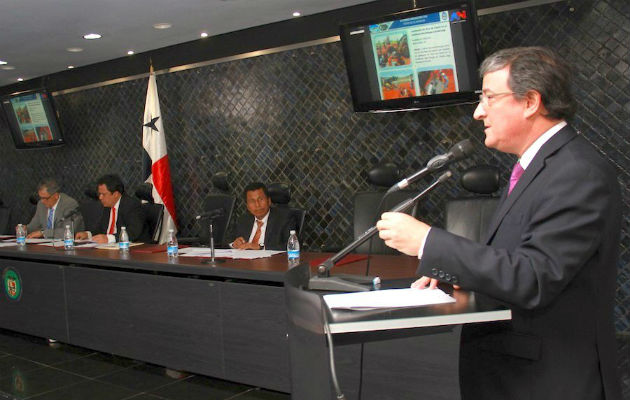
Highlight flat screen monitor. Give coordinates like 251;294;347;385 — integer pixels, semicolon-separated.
340;0;482;112
1;90;65;149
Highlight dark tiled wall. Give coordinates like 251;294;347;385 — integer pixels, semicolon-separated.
0;0;627;341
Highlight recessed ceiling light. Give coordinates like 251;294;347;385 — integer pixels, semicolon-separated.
1;65;15;70
67;47;84;52
83;33;102;40
68;65;75;69
292;11;301;17
0;60;7;65
17;78;23;82
127;50;135;55
200;32;209;38
153;22;172;30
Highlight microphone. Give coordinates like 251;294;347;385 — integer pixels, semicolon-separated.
390;139;474;192
195;208;224;220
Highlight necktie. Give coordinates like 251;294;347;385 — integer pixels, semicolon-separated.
108;207;116;235
508;162;525;195
46;208;54;229
251;220;264;247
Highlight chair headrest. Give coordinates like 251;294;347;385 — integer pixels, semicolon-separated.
29;193;39;205
268;182;290;205
461;165;500;194
368;163;400;187
135;183;154;203
211;172;229;193
84;182;99;200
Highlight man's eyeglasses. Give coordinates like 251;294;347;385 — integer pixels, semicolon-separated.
39;194;55;201
478;92;514;107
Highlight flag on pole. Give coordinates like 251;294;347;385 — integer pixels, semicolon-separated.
142;65;177;243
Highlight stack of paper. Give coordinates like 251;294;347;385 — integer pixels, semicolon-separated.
324;288;455;310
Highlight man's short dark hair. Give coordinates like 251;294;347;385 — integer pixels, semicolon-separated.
479;46;576;120
96;174;125;194
243;182;269;199
37;178;60;194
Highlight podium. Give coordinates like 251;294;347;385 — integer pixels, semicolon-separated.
284;262;511;400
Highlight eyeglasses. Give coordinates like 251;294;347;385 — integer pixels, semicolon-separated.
39;195;53;201
478;91;514;107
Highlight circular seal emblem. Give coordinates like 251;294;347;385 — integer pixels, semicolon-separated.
3;268;22;301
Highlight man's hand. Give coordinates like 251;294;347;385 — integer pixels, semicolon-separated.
411;276;461;290
376;212;431;256
75;231;89;240
232;237;260;250
92;234;109;244
27;230;43;239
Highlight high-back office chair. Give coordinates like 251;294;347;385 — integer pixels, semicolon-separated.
79;182;104;234
445;165;501;242
353;163;419;254
197;172;236;247
268;182;306;238
0;198;11;235
135;183;164;243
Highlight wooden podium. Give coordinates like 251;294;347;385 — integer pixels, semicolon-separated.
284;262;511;400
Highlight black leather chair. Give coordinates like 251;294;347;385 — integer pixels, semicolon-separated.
353;163;419;254
196;172;236;247
135;183;164;243
79;182;104;234
268;182;306;238
0;198;11;235
445;165;500;242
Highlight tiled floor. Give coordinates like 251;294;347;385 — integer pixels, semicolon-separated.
0;329;289;400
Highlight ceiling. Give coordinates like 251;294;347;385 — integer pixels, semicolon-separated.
0;0;377;87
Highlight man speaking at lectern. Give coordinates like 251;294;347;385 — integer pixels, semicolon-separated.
377;47;621;400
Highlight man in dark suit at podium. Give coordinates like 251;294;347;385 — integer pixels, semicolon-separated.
231;182;297;251
76;174;149;244
377;47;621;400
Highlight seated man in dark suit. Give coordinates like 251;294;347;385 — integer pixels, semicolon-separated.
231;182;297;251
76;174;149;244
25;177;84;238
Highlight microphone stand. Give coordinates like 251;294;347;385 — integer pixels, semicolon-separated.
201;216;225;266
309;171;452;292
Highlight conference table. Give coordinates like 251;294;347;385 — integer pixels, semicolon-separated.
0;243;510;399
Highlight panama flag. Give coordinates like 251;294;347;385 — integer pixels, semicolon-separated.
142;66;177;243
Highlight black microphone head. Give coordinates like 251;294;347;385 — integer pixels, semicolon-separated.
450;139;475;161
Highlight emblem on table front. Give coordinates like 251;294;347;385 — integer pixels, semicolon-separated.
3;268;22;301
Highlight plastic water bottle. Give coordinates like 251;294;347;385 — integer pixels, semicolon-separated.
119;226;130;253
64;225;74;250
16;224;26;246
287;230;300;268
166;229;178;258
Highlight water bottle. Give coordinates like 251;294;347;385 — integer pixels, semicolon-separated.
64;225;74;250
166;229;178;258
16;224;26;246
119;226;130;253
287;230;300;268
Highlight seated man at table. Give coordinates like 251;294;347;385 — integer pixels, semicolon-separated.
76;174;149;244
231;182;297;251
26;178;85;238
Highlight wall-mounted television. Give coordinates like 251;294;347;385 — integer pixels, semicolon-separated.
340;0;482;112
1;90;65;149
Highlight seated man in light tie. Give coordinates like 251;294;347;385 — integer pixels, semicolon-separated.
231;182;297;251
76;174;149;244
25;178;84;238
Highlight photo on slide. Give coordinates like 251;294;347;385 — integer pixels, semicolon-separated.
379;69;416;100
373;33;411;68
417;68;456;95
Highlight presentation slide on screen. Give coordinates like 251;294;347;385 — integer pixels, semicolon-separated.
370;10;459;100
10;94;53;143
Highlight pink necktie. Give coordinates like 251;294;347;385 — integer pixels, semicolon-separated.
508;162;524;195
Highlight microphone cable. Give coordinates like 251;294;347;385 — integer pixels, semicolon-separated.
322;302;346;400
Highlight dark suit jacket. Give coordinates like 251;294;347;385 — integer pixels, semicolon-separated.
96;194;149;243
234;207;298;251
419;126;621;400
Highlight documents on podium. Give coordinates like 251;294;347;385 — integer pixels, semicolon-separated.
323;287;455;310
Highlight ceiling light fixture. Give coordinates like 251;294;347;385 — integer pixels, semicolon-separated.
200;32;209;38
68;65;75;69
292;11;301;17
67;47;83;52
17;78;23;82
127;50;135;55
1;65;15;70
83;33;102;40
0;60;7;65
153;22;172;29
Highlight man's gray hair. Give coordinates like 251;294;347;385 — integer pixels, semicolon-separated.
37;178;61;194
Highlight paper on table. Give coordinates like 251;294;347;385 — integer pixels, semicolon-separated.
178;247;283;259
230;249;284;259
323;287;455;310
0;242;18;247
95;242;144;250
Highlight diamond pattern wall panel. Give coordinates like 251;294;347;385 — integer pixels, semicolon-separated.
0;0;627;342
